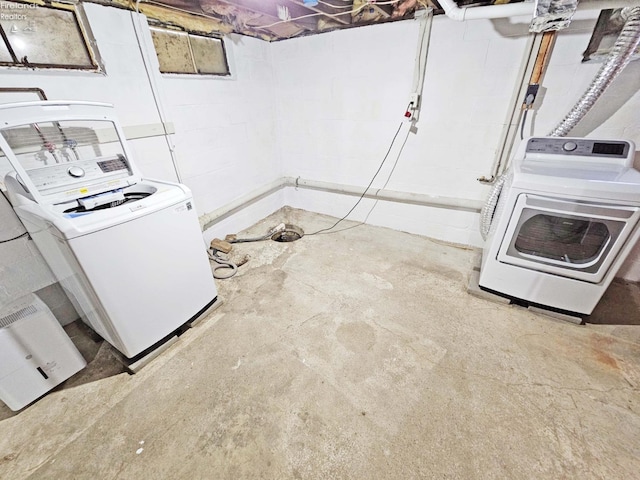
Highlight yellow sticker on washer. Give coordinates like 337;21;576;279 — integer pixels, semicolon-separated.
80;188;88;194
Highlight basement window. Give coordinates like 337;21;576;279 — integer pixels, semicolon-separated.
150;27;230;76
0;1;98;70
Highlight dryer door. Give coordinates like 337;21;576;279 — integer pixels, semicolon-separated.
497;194;640;283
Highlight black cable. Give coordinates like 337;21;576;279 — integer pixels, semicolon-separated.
320;121;413;236
306;121;405;236
0;231;28;244
0;189;29;243
519;91;536;140
519;108;529;140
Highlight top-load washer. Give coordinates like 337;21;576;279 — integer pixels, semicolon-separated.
0;101;217;358
479;137;640;316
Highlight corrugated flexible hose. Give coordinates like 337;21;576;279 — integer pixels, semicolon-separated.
549;6;640;137
480;174;508;241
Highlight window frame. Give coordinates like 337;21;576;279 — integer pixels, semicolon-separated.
0;1;100;71
149;25;231;77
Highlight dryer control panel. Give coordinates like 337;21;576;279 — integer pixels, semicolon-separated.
526;138;633;166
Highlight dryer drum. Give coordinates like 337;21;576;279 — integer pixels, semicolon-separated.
514;214;609;264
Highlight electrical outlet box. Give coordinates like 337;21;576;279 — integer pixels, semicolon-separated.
409;93;420;109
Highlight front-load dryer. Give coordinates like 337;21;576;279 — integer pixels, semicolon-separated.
479;137;640;316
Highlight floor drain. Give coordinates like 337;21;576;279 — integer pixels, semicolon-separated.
271;224;304;242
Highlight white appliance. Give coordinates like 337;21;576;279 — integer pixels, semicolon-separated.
479;137;640;316
0;101;218;358
0;294;86;411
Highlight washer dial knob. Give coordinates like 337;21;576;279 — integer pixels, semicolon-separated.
563;141;578;152
67;166;85;178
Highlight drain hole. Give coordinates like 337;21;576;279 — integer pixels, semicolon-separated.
272;224;304;242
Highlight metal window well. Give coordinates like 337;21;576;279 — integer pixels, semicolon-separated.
271;224;303;242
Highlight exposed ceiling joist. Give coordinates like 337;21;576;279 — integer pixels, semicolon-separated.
102;0;547;41
287;0;353;26
126;0;426;40
210;0;319;31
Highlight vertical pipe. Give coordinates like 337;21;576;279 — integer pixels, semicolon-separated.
479;33;539;183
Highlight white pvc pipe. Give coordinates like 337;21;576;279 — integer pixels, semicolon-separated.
438;0;640;22
438;0;532;21
198;176;484;231
293;177;483;212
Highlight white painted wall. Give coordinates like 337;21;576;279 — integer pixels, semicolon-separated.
271;16;533;246
157;33;283;240
0;3;281;317
272;12;640;277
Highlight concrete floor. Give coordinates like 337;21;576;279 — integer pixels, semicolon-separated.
1;207;639;479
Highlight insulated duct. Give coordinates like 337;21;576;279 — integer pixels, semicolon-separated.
530;0;578;33
549;6;640;136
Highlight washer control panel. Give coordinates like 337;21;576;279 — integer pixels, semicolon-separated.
26;155;130;195
67;166;85;178
526;138;630;158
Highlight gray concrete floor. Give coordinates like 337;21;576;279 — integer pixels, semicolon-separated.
1;207;639;479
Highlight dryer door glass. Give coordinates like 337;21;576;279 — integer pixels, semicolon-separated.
514;212;614;269
504;196;632;276
498;194;640;283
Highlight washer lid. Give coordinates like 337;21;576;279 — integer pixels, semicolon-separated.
0;102;142;205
